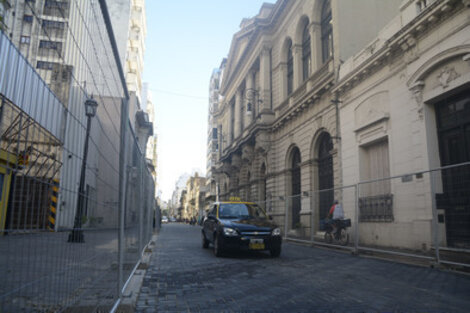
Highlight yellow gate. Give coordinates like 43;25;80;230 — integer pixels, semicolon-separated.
0;149;16;234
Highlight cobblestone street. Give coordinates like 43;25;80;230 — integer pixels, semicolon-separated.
135;223;470;313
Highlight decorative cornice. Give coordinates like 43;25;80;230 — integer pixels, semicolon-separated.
272;65;334;132
334;0;462;96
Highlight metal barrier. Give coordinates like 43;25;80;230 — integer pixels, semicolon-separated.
0;0;155;311
258;163;470;267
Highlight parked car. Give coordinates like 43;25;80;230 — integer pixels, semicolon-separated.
169;216;177;223
201;198;282;257
162;216;169;223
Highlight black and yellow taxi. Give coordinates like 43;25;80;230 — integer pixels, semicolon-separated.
201;198;282;257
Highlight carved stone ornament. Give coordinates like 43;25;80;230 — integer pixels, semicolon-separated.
241;145;254;163
437;66;460;89
463;53;470;64
410;80;425;119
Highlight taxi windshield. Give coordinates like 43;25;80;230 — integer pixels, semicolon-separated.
218;203;267;220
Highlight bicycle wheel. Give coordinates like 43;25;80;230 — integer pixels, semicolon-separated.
324;231;333;244
338;228;349;246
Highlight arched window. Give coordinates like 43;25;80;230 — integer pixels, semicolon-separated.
302;23;311;81
287;40;294;95
321;0;333;63
290;147;301;228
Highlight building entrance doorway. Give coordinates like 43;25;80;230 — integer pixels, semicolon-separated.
436;92;470;248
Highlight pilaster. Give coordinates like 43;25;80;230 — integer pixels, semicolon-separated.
245;71;255;126
309;22;322;74
234;90;243;138
293;44;303;90
259;45;272;113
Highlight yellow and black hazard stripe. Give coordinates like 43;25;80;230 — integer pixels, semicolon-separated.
48;179;59;231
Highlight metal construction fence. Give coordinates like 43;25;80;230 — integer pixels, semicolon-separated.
0;1;155;312
256;162;470;268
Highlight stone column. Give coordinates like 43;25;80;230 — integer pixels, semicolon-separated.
234;89;243;138
226;102;233;146
293;44;303;89
309;23;322;73
245;71;255;125
259;44;272;114
279;62;288;102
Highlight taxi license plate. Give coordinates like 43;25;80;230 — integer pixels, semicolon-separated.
249;238;265;250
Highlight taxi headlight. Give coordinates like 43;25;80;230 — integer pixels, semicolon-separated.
223;227;238;236
272;228;281;236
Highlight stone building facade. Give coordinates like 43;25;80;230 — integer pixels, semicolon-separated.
212;0;404;236
335;0;470;249
182;173;207;222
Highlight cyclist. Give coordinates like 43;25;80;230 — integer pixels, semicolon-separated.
327;200;344;234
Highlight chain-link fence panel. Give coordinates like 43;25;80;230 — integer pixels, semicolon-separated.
432;162;470;267
0;1;155;311
357;171;435;261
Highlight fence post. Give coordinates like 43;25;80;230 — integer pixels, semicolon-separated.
118;98;129;297
139;153;144;254
284;197;288;240
310;192;315;243
354;184;359;254
97;0;130;299
430;170;440;265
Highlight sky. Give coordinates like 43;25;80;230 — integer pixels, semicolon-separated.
143;1;276;202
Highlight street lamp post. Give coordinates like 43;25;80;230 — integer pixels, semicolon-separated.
68;97;98;243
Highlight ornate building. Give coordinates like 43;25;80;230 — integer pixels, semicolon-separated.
335;0;470;249
211;0;470;249
211;0;413;237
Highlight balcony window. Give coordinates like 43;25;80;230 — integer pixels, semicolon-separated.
36;61;57;70
43;0;69;18
359;139;393;222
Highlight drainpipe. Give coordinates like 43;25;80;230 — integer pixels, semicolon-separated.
332;61;343;195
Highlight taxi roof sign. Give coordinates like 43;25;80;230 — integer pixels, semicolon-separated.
229;196;241;202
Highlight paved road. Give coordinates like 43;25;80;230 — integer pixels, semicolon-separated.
135;223;470;313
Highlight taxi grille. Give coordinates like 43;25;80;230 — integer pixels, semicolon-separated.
240;231;271;236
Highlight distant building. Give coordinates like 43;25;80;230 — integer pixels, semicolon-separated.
182;173;207;221
206;59;226;203
142;83;158;196
109;0;151;156
169;173;190;217
108;0;146;100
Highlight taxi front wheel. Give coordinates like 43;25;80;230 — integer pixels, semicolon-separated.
214;234;224;257
202;231;209;249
